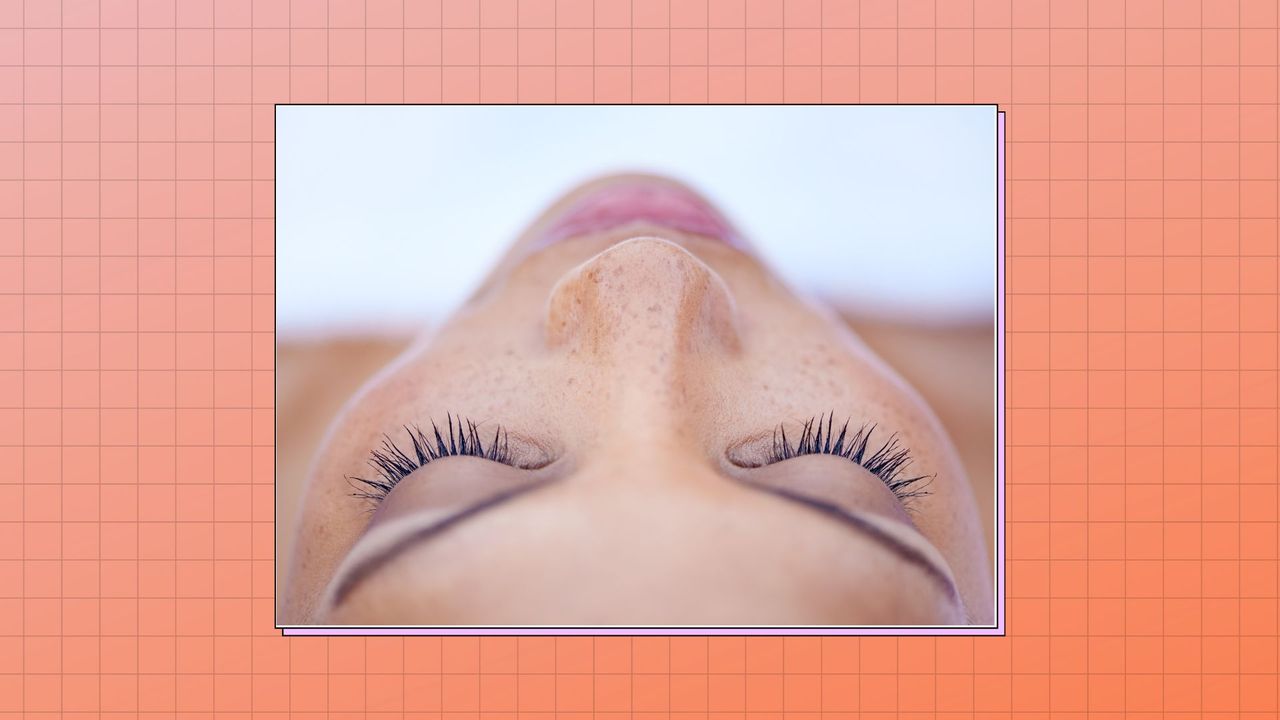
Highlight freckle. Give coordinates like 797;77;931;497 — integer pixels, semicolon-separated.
566;377;575;385
647;304;661;313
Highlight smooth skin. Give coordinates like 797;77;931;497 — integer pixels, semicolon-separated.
283;173;994;626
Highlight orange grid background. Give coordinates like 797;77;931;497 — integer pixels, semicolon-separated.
2;0;1279;716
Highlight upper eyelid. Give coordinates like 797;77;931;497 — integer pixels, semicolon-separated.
754;412;934;505
348;416;518;506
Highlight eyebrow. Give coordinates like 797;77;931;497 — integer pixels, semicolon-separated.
748;483;961;600
329;483;544;608
329;476;960;610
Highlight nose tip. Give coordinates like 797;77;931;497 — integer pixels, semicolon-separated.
545;236;742;359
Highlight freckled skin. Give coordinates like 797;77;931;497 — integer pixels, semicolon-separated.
283;173;994;626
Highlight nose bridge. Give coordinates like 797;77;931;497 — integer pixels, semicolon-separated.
545;237;741;374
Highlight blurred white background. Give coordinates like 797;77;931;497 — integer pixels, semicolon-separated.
277;105;997;338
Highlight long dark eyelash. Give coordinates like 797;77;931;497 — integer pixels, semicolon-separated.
348;415;512;506
767;412;934;505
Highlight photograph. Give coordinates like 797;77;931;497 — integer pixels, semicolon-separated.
275;105;1000;628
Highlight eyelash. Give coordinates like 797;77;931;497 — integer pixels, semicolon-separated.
767;412;934;504
350;413;932;507
348;415;513;505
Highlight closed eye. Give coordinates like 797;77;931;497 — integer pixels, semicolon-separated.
348;415;525;507
745;412;934;506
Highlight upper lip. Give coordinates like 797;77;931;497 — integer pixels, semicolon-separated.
533;178;744;249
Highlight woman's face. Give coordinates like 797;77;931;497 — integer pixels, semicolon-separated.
285;174;993;626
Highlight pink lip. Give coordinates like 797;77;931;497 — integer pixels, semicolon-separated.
535;181;745;249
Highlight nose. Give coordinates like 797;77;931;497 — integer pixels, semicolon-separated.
545;235;742;379
544;237;744;494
